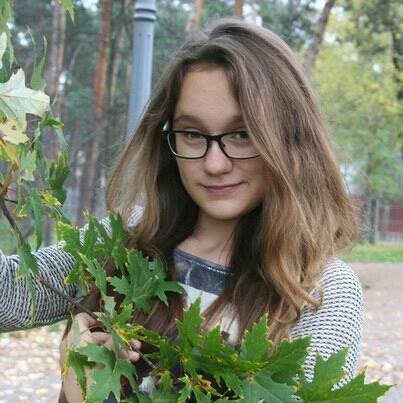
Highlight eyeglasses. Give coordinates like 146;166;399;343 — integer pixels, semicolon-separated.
162;130;260;160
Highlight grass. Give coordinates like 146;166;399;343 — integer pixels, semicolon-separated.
342;242;403;262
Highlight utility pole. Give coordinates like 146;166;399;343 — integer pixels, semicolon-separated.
126;0;157;137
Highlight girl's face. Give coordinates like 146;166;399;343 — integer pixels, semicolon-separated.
173;66;267;225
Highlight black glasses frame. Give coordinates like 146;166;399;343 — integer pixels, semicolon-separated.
162;130;260;160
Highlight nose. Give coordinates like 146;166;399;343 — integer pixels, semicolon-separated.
203;140;233;174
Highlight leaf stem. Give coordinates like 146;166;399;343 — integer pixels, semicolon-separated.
0;196;24;246
38;277;99;321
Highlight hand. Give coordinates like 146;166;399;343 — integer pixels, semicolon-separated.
60;312;141;403
60;312;142;368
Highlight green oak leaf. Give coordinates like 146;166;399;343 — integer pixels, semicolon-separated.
79;254;107;295
19;150;36;181
16;242;38;277
16;242;38;321
48;151;69;204
241;368;297;403
66;349;92;393
27;186;44;249
177;375;194;403
297;348;348;399
316;372;392;403
266;336;311;383
108;249;155;312
177;298;203;349
109;248;183;313
76;343;136;403
193;387;213;402
240;313;271;362
297;360;391;402
27;28;46;91
152;373;179;402
108;213;128;268
81;214;98;256
158;337;180;371
203;326;224;357
57;221;81;253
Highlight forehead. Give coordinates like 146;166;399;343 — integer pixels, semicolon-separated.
174;65;242;130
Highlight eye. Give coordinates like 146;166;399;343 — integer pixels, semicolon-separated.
183;131;203;140
230;131;249;141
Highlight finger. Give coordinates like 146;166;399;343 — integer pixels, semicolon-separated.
127;350;141;362
119;348;140;363
130;340;142;350
75;312;102;333
91;332;112;345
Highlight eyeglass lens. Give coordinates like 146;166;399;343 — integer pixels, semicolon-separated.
169;131;258;159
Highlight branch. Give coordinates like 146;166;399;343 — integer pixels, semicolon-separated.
1;196;153;370
3;197;17;204
0;196;24;245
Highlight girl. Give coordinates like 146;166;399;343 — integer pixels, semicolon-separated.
0;19;362;401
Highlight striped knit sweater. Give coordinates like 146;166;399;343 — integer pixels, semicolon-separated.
0;212;363;384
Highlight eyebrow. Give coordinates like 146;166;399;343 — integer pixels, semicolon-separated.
173;113;244;127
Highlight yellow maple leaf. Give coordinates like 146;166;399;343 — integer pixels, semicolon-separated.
0;118;29;144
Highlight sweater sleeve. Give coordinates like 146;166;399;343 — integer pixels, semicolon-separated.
290;259;363;384
0;206;144;332
0;244;77;331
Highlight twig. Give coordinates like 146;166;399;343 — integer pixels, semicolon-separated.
39;277;99;321
0;196;98;321
3;197;17;204
0;197;24;245
1;196;156;372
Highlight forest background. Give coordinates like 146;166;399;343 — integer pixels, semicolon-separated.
0;1;402;401
0;0;402;250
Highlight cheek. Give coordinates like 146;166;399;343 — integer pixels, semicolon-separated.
244;159;266;180
245;160;267;197
176;160;196;189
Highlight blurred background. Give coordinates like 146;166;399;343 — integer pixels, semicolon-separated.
0;0;402;401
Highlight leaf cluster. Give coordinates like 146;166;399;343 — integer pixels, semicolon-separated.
0;19;70;315
64;214;391;403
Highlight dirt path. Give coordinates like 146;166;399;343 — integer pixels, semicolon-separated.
0;262;401;402
352;262;403;402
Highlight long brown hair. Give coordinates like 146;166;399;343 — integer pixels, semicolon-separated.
102;19;357;345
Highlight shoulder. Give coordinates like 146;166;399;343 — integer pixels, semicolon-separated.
318;258;362;308
127;205;144;228
291;258;363;381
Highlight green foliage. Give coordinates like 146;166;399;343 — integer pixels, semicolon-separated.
65;262;390;401
255;0;316;51
0;2;393;402
342;242;403;262
0;7;71;325
298;350;390;402
56;217;390;401
72;344;137;402
314;14;403;202
58;0;74;22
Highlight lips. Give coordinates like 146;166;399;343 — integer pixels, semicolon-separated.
203;182;242;195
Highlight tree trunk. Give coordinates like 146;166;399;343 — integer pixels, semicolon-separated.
186;0;204;35
234;0;244;19
368;198;379;244
77;0;111;225
305;0;336;75
109;0;130;108
43;2;66;244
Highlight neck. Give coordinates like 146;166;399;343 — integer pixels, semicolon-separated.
177;213;238;267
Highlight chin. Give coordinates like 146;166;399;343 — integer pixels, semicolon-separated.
202;205;250;222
